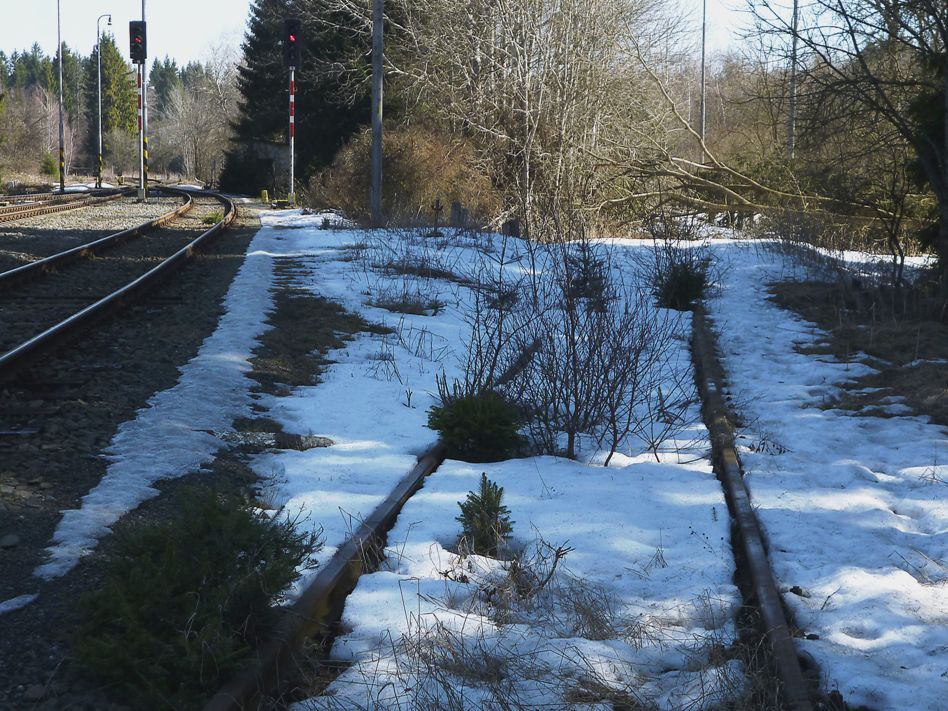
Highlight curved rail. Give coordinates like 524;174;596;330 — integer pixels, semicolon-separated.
0;192;237;381
0;190;126;224
0;190;194;291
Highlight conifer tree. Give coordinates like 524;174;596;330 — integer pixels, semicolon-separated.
220;0;370;194
149;56;181;118
83;35;136;162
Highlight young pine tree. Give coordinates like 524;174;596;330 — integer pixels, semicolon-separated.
457;473;514;557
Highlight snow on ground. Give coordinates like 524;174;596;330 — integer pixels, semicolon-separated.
241;213;739;708
0;594;37;616
33;227;280;580
707;240;948;711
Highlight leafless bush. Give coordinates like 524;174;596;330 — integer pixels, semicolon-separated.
517;227;686;462
305;125;501;226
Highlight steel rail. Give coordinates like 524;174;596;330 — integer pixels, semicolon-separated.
205;346;540;711
0;192;236;381
0;193;87;209
691;306;814;711
0;190;126;224
0;190;194;291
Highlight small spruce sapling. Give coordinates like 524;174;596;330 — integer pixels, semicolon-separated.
457;473;514;556
427;381;525;463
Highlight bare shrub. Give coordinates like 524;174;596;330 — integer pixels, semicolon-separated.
304;126;501;226
517;224;685;462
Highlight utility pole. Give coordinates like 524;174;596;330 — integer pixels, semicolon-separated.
96;14;111;189
370;0;384;227
56;0;65;193
699;0;707;147
787;0;799;160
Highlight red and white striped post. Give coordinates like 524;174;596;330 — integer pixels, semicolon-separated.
288;68;296;204
137;67;145;200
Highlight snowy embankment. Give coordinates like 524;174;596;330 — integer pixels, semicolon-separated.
32;231;279;581
707;241;948;711
11;208;738;705
241;215;739;708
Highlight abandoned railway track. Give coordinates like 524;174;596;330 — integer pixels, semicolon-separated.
0;190;235;380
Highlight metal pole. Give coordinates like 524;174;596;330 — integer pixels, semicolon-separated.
57;0;65;192
788;0;799;160
96;15;110;189
289;67;295;203
141;0;148;200
137;66;144;200
370;0;384;226
699;0;707;146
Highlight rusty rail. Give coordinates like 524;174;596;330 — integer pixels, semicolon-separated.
206;341;539;711
0;191;236;381
691;306;813;711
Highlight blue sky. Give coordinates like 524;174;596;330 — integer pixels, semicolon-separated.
0;0;252;64
702;0;753;52
0;0;748;65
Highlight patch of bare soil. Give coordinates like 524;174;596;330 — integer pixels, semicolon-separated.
769;280;948;426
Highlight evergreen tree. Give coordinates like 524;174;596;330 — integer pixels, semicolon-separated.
55;44;85;123
12;44;54;92
0;51;9;90
83;35;136;160
220;0;370;194
149;56;181;117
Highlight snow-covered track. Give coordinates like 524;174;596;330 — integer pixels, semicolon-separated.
0;189;193;291
0;191;236;381
204;344;539;711
0;189;127;224
691;306;814;711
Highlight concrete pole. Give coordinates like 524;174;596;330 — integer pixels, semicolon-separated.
699;0;707;146
96;15;110;189
57;0;65;192
788;0;799;160
289;67;296;203
370;0;384;226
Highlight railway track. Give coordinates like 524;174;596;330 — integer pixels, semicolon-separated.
204;309;817;711
0;190;193;291
0;190;127;224
0;190;236;380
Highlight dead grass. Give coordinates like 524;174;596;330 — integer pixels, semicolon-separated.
250;266;391;395
770;279;948;425
369;292;446;316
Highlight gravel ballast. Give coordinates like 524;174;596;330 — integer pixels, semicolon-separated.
0;201;263;709
0;196;187;274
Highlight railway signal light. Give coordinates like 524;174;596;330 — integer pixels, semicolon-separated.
129;21;147;64
284;19;301;68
